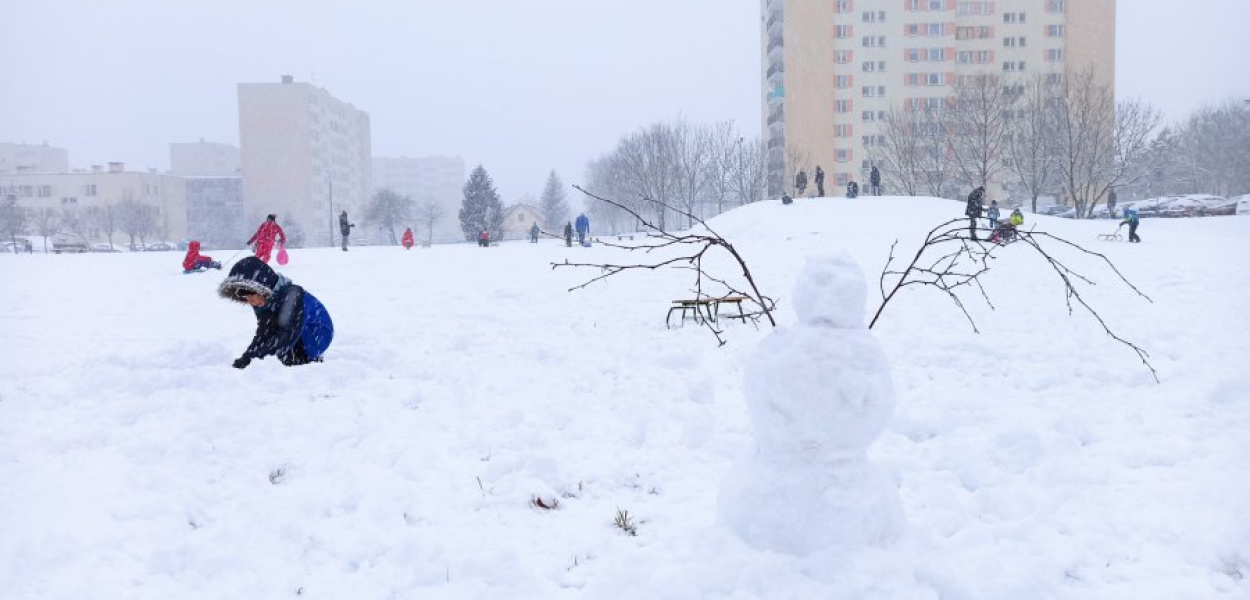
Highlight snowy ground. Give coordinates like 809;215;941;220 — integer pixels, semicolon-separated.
2;197;1247;599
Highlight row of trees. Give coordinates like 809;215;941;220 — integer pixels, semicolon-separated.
0;197;164;252
868;68;1162;217
582;119;767;234
1135;99;1250;199
363;189;448;245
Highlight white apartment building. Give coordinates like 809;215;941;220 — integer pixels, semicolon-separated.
238;76;372;246
762;0;1115;197
372;155;465;243
170;140;240;176
0;142;69;174
2;162;189;245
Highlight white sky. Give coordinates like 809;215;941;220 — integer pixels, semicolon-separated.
1;0;1246;202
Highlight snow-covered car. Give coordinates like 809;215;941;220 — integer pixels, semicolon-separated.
92;242;121;253
52;235;89;254
1234;195;1250;215
144;241;176;251
2;240;33;253
1036;205;1070;217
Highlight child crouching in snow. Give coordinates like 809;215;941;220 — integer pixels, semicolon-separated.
218;257;334;368
182;241;221;272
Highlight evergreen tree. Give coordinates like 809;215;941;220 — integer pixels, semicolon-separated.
539;170;570;232
458;165;504;242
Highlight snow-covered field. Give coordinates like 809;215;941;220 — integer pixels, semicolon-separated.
2;197;1247;599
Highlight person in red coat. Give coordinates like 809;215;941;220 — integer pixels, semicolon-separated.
181;240;221;272
477;229;490;248
247;214;287;263
401;228;415;250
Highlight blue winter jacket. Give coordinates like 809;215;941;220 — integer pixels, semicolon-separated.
219;257;334;364
575;214;590;234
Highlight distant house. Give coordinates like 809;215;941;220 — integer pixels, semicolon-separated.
500;203;543;241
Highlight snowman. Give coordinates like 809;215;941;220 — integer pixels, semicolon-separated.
719;253;902;555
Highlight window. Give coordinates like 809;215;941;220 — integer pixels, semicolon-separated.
1004;37;1016;47
82;184;97;197
862;10;886;22
862;35;886;47
1003;12;1026;23
862;85;886;97
61;197;78;205
862;110;876;121
957;2;992;15
928;48;944;60
836;149;851;162
836;50;853;63
37;185;52;198
835;124;853;137
836;0;852;13
1046;48;1063;62
836;99;853;112
956;26;993;39
1046;0;1064;13
862;60;886;72
836;74;852;88
835;24;853;38
1046;24;1064;37
1046;73;1063;85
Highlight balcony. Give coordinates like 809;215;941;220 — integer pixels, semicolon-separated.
766;60;784;79
767;106;785;126
766;7;783;35
766;83;785;105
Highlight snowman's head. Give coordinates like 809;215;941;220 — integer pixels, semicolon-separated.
792;254;867;329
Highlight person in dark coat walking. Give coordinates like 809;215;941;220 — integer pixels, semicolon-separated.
563;221;574;247
795;169;808;196
870;166;881;196
529;222;540;243
814;166;825;197
965;187;986;240
219;257;334;368
339;210;354;251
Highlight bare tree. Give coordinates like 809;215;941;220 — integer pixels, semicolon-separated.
414;198;446;245
670;120;713;227
1006;74;1062;212
115;199;159;249
0;196;27;251
703;121;739;217
872;218;1157;382
1052;68;1161;217
616;122;679;231
869;106;927;197
33;207;58;253
85;204;119;249
366;188;414;244
1171;100;1250;196
585;154;635;235
555;186;777;347
730;136;767;205
946;73;1018;193
785;146;811;197
59;206;92;247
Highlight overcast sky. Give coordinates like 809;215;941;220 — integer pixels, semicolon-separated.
1;0;1247;204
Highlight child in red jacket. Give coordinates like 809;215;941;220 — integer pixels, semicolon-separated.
182;241;222;272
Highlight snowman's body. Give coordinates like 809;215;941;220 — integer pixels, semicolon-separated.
719;255;903;555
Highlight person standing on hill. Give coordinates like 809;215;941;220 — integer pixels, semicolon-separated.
246;214;287;263
870;166;882;196
339;210;355;251
814;166;825;197
529;222;540;243
401;228;415;250
965;187;985;241
1108;189;1118;218
563;221;573;247
795;169;808;197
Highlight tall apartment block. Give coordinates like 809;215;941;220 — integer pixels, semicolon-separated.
372;155;466;243
238;76;371;246
170;141;245;248
762;0;1114;197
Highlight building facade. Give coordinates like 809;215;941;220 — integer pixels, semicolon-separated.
499;203;543;241
170;140;240;176
238;76;372;247
762;0;1115;198
2;163;189;246
372;155;465;243
0;142;69;174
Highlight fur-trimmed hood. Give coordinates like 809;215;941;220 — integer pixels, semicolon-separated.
219;256;285;303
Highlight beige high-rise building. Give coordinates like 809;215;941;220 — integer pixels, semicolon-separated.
762;0;1114;198
238;76;372;246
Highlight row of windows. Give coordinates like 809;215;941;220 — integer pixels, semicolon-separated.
2;184;100;197
841;24;1064;43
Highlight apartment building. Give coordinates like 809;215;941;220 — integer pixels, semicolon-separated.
169;141;245;247
238;76;372;246
762;0;1114;197
0;142;69;174
2;162;188;245
372;155;465;243
170;140;240;176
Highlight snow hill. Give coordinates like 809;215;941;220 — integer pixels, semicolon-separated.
2;196;1247;599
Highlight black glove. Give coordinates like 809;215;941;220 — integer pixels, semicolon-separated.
232;356;252;369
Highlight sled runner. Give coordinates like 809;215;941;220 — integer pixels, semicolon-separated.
1097;225;1124;242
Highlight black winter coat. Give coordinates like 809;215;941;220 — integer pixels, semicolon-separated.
965;188;985;217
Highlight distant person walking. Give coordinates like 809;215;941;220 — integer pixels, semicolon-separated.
401;228;415;250
870;166;881;196
529;222;540;243
339;210;354;251
575;213;590;246
814;166;825;197
1121;207;1141;243
965;187;985;241
563;221;573;247
247;214;287;263
795;169;808;197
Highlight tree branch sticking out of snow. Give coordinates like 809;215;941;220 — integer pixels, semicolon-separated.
613;507;638;536
553;185;777;347
870;218;1158;382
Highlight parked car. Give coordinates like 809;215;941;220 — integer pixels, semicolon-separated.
52;235;90;254
1036;205;1070;217
91;242;121;253
2;240;33;253
1233;195;1250;215
145;241;176;251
